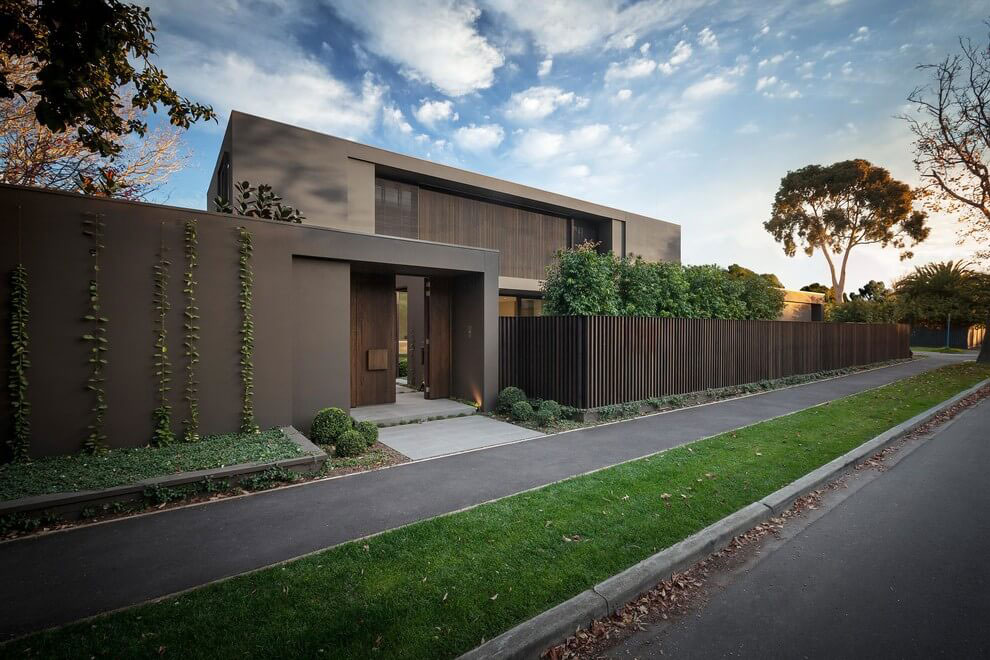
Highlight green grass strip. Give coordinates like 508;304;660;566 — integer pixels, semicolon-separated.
0;429;302;501
7;362;989;659
910;345;966;354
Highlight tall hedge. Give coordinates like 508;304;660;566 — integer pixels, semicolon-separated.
541;246;784;320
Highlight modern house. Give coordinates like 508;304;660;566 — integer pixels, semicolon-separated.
208;112;681;395
777;289;826;322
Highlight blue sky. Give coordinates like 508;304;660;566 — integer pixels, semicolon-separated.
145;0;988;292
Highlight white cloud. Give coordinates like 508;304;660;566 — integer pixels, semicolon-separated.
757;24;770;37
758;53;788;68
327;0;504;96
736;121;759;134
658;39;694;75
158;36;386;139
413;99;458;126
605;56;657;82
756;75;777;91
513;123;625;163
537;57;553;77
513;129;565;161
615;88;633;101
504;85;587;121
564;164;590;178
698;27;718;49
682;75;736;101
851;26;870;42
485;0;710;55
453;123;505;151
841;61;854;76
640;42;651;54
383;104;413;133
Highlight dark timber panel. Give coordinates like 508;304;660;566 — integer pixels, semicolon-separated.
499;317;911;408
418;188;569;280
426;278;452;399
350;273;397;407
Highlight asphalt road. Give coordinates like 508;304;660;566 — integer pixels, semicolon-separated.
608;394;990;659
0;355;961;638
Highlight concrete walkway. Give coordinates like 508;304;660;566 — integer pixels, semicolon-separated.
350;390;476;426
607;392;990;658
0;356;962;638
379;415;544;459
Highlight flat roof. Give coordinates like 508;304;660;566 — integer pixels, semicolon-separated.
230;110;677;230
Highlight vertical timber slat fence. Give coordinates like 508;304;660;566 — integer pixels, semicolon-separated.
499;317;911;409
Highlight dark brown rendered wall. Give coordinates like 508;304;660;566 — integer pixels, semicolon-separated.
292;257;349;431
0;185;497;457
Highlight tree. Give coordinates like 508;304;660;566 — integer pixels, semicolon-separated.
801;282;830;294
903;24;990;361
895;261;978;326
827;299;899;323
541;241;619;316
726;263;784;288
764;159;930;302
849;280;890;302
651;261;693;318
736;274;786;320
214;181;305;223
0;0;215;158
0;55;186;200
683;265;747;320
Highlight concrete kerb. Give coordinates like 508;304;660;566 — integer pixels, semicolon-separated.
460;377;990;660
0;426;326;522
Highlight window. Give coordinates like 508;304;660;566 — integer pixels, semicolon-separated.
216;152;231;206
375;178;419;239
519;298;543;317
499;296;544;317
499;296;517;317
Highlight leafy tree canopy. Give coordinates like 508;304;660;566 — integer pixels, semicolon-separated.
726;263;784;288
0;0;216;157
765;159;929;301
849;280;891;302
542;242;619;316
895;260;984;324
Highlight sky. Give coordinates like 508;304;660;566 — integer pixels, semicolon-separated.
143;0;989;293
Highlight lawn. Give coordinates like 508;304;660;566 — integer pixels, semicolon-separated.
911;345;966;354
6;362;988;659
0;428;304;501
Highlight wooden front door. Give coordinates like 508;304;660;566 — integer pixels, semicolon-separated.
350;273;397;407
425;277;451;399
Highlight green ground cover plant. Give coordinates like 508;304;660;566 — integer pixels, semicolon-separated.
7;362;988;659
0;428;303;501
911;345;965;354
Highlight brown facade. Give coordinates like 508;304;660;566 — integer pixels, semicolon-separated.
210;111;681;295
500;316;911;408
0;184;498;457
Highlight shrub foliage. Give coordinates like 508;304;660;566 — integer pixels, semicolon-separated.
310;407;351;444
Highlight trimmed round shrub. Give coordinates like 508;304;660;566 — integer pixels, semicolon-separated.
335;429;366;457
537;399;561;421
534;408;555;428
497;386;526;414
356;420;379;448
510;400;534;422
310;407;352;443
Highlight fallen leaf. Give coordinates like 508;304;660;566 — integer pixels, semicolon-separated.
660;493;672;500
490;593;498;601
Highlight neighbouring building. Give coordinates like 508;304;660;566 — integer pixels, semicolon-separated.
208;111;681;392
777;289;826;322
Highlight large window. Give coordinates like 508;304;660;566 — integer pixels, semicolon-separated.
375;178;418;238
499;295;544;317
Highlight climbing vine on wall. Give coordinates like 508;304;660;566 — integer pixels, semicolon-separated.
81;214;108;453
7;263;31;462
151;224;174;446
182;220;200;442
237;226;259;434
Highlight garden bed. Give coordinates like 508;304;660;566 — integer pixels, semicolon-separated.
493;357;917;432
0;427;325;532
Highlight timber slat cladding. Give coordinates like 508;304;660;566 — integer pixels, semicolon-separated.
418;187;568;280
499;317;912;408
